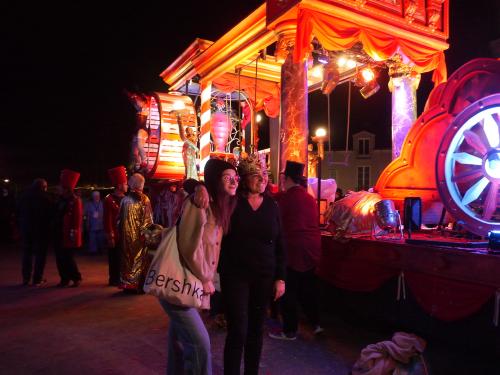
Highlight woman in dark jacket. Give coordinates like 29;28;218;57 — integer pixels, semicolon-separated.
219;154;286;375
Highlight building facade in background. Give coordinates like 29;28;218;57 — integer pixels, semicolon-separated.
321;131;391;192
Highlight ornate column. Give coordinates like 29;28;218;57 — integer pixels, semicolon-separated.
275;21;309;172
199;80;212;172
388;54;420;160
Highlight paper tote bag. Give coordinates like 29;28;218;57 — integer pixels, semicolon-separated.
143;227;205;309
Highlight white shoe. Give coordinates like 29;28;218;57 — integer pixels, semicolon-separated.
313;326;324;335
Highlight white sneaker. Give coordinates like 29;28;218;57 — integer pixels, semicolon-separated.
268;331;297;340
313;326;324;335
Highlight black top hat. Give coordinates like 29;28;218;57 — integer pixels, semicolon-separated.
284;160;305;180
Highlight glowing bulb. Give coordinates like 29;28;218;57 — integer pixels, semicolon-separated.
256;114;262;123
311;65;323;79
172;100;185;111
3;179;9;183
361;68;375;83
315;128;327;138
346;59;357;69
337;56;347;68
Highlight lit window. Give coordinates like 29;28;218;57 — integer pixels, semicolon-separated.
357;166;370;190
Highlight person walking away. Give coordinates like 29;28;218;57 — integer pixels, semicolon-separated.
103;166;128;286
218;154;286;375
85;191;105;254
54;169;83;287
118;173;153;293
18;178;53;286
269;160;323;340
159;158;238;375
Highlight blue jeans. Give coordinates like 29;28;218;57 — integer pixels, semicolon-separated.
159;299;212;375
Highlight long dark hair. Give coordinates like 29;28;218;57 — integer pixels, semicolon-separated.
204;159;238;234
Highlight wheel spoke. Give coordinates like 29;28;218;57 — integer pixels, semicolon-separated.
452;168;483;183
464;130;488;155
462;177;489;206
482;113;500;148
483;182;499;220
453;152;483;166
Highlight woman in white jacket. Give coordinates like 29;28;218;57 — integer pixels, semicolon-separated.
159;158;238;375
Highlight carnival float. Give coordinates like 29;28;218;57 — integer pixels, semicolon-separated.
127;0;500;335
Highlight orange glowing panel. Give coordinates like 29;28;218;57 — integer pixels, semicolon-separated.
143;92;197;180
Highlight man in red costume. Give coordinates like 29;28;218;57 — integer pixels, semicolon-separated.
54;169;83;287
104;166;128;286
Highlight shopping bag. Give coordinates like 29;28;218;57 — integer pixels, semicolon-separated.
143;226;206;308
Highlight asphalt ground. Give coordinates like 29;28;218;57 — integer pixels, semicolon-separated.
1;242;499;374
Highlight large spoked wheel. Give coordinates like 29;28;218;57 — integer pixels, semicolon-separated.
436;94;500;237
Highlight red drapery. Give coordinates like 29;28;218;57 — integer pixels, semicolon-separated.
405;271;496;322
318;237;498;322
293;7;447;86
212;73;280;118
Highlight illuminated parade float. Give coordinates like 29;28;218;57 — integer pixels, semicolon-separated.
133;0;500;329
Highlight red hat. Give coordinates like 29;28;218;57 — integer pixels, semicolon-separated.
60;169;80;190
108;166;128;186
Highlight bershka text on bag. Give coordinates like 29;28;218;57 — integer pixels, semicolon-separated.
144;269;204;300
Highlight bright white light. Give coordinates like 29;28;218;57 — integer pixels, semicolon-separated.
361;68;375;83
311;65;323;79
315;128;327;138
172;100;185;111
485;152;500;179
337;56;347;68
3;179;9;183
346;59;357;69
483;113;499;148
462;177;489;205
256;114;262;123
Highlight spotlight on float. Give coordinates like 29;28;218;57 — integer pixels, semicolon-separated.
255;113;262;123
321;61;339;95
488;230;500;253
357;67;380;99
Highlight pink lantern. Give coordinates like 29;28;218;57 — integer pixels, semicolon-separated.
211;112;232;152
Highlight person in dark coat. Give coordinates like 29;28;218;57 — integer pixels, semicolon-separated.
18;178;53;286
54;169;83;287
219;154;286;375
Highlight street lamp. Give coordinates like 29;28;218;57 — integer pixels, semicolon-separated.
312;127;327;222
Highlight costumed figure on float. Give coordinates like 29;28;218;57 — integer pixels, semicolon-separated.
176;112;199;180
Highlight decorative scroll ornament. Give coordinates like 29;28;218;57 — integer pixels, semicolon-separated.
354;0;367;8
275;32;296;63
427;0;444;32
404;0;418;24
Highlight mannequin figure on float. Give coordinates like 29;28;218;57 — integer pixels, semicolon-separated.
176;112;199;180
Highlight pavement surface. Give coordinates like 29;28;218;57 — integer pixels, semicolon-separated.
1;242;499;374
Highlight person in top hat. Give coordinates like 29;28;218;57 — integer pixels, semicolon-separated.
104;166;128;286
117;173;153;292
269;160;323;340
54;169;83;287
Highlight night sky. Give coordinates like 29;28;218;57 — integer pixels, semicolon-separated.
1;0;498;187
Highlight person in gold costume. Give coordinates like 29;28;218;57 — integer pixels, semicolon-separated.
118;173;153;292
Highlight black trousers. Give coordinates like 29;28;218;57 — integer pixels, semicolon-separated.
108;243;121;284
21;235;48;284
280;267;321;334
54;246;81;282
221;273;273;375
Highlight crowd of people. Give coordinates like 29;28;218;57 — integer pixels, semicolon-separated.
9;155;327;375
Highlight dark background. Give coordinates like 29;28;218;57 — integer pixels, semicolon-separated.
1;0;498;186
